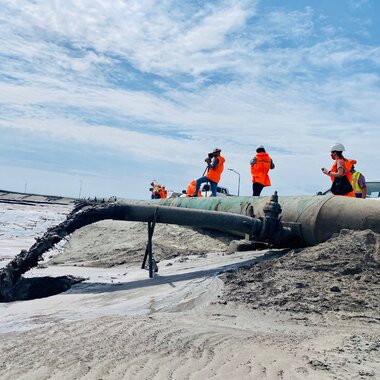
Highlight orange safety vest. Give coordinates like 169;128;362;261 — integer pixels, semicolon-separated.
206;156;225;184
330;159;355;197
159;188;168;198
186;180;202;197
251;152;272;187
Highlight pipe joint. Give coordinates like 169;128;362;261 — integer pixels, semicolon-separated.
257;191;284;243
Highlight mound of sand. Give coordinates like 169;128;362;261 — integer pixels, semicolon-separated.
221;229;380;315
48;220;234;267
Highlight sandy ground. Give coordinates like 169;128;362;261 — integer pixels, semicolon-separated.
0;201;379;379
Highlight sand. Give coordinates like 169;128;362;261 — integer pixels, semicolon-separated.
48;220;234;267
0;202;379;379
221;229;380;315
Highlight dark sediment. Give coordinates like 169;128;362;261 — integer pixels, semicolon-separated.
11;276;85;301
220;229;380;315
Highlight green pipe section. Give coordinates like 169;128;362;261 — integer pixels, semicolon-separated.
129;195;380;246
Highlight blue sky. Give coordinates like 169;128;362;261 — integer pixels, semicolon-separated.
0;0;379;199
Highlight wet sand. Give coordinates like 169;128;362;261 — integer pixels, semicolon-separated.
0;200;379;379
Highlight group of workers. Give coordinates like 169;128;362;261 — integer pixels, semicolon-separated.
187;146;275;197
151;142;367;199
149;182;168;199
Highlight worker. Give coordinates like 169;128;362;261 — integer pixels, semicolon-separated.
159;186;168;198
193;148;225;197
186;180;202;197
250;145;275;196
351;165;367;198
321;143;355;197
150;181;161;199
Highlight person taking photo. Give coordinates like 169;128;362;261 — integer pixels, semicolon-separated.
193;148;225;197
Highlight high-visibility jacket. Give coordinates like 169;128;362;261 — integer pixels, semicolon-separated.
330;159;355;197
159;188;167;198
251;152;272;186
186;180;202;197
351;171;363;194
206;156;225;184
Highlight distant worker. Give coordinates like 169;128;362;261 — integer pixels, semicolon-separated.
250;145;275;196
150;181;161;199
321;143;355;197
186;180;202;197
193;148;225;197
351;165;367;198
159;186;168;198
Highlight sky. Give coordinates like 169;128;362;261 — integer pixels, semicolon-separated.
0;0;379;199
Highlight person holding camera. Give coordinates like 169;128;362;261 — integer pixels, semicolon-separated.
193;148;225;197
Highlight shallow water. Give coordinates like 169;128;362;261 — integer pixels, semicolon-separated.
0;202;73;261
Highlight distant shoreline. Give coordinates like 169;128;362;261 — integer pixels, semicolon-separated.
0;189;76;206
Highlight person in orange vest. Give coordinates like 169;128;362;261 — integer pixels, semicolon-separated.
193;148;225;197
159;186;168;198
250;145;275;196
186;180;202;197
321;143;355;197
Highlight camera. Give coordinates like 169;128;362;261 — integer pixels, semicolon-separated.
208;153;213;159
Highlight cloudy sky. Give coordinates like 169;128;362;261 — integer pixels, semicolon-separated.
0;0;379;199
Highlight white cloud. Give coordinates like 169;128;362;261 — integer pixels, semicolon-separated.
1;0;256;76
0;117;204;164
0;0;379;197
306;39;380;67
256;7;314;41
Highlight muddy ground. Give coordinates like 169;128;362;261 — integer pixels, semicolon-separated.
221;229;380;316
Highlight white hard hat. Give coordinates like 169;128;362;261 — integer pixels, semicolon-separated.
212;148;221;153
256;144;264;150
330;143;345;152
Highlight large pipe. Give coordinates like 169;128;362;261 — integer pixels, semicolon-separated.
123;195;380;246
1;198;290;302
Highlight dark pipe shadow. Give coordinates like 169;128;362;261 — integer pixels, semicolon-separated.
67;250;288;296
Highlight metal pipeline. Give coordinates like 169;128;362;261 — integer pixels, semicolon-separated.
102;197;290;244
123;195;380;246
95;193;290;245
118;203;264;237
0;195;289;302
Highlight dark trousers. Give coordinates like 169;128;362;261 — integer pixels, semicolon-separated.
195;176;217;197
252;182;264;196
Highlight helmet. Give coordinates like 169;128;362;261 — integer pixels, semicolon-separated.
212;148;221;153
330;143;345;152
256;144;265;150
